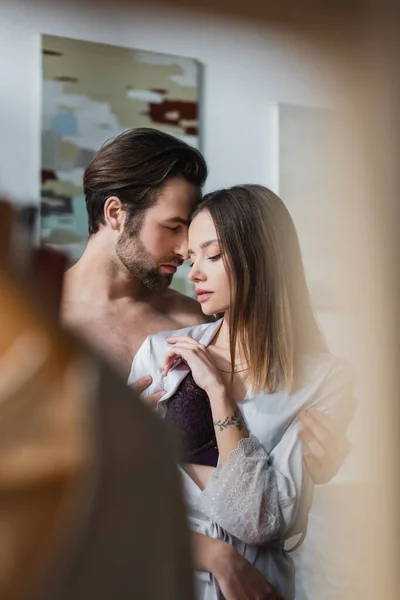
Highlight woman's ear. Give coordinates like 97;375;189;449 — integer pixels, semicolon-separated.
104;196;124;231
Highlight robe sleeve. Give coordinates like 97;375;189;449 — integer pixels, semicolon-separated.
197;361;355;546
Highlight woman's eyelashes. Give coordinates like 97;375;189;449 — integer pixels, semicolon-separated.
189;254;221;268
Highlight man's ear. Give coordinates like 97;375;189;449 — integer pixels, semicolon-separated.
104;196;124;231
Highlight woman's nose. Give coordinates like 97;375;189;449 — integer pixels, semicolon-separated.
188;262;205;282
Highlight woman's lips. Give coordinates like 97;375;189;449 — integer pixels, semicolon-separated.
195;290;214;303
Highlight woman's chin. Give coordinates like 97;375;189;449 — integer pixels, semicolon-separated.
201;303;225;316
200;305;214;316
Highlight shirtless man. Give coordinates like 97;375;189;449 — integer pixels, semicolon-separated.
62;128;208;376
62;128;352;599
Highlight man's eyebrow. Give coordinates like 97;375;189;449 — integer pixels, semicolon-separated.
163;217;189;225
187;239;219;254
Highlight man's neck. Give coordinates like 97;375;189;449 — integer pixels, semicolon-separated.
63;236;149;305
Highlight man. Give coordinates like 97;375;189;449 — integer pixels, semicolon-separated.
62;128;208;377
62;128;352;599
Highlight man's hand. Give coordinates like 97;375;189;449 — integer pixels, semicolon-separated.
129;375;165;407
214;544;284;600
192;533;283;600
299;408;352;484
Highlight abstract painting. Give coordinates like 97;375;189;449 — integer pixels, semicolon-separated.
40;34;202;295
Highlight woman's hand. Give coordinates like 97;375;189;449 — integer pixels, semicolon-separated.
164;336;224;395
166;336;249;466
298;407;352;484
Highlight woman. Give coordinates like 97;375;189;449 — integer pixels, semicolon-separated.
127;185;354;599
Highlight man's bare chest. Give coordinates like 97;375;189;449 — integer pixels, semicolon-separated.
64;304;183;377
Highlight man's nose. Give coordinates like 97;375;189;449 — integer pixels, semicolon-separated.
175;236;189;260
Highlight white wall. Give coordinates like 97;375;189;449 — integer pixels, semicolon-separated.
0;0;340;204
0;0;364;482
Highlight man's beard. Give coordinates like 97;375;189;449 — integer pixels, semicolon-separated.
116;230;182;291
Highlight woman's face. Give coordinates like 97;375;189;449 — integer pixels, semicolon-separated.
187;210;231;316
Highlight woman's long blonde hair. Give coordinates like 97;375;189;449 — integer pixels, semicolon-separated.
193;185;327;393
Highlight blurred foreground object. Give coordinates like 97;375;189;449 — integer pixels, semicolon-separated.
0;199;194;599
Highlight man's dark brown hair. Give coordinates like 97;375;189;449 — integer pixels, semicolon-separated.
83;128;207;235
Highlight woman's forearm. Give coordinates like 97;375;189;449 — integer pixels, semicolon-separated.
208;387;249;465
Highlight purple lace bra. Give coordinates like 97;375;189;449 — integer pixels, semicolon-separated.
165;372;219;467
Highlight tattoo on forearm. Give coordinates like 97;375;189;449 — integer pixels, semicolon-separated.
213;407;245;432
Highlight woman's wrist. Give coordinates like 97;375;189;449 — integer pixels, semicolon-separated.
206;382;229;406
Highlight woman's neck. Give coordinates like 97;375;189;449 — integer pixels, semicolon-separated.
211;316;230;351
210;315;247;367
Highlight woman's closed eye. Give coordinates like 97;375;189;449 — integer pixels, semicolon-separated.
189;254;221;268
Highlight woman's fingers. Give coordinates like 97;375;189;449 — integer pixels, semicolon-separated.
298;423;326;460
298;410;330;446
166;342;204;353
163;343;212;377
307;407;339;432
299;410;353;484
307;408;353;458
164;343;206;371
164;338;208;375
167;336;206;352
302;453;326;484
299;409;352;464
163;345;192;375
166;335;201;345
